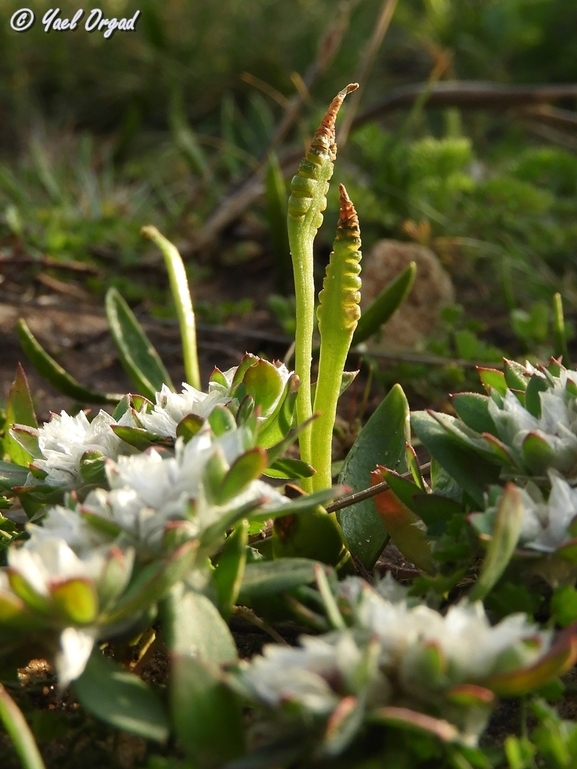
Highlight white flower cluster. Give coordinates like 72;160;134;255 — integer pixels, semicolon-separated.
482;472;577;554
28;426;288;558
0;537;134;688
6;378;291;689
137;383;230;438
488;366;577;479
31;409;135;487
29;361;292;492
236;578;550;745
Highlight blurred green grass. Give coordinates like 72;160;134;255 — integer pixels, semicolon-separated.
1;0;577;372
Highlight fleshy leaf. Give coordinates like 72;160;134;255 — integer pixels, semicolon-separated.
0;461;32;492
338;384;409;568
521;432;556;476
484;625;577;696
263;458;315;479
74;652;169;742
369;706;460;742
524;374;548;418
16;319;118;405
176;413;205;441
371;468;436;574
238;559;330;603
411;411;501;507
504;359;529;392
51;578;98;625
105;287;174;399
478;366;507;396
470;484;525;601
451;392;496;435
102;541;198;623
5;365;38;465
213;521;248;618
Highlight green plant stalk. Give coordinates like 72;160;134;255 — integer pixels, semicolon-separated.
311;184;361;491
141;225;201;390
287;83;357;491
0;684;46;769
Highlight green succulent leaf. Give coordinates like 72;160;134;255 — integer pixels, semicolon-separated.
411;411;501;507
16;319;118;405
239;558;331;603
74;652;169;742
504;359;529;392
478;366;507;396
0;460;32;493
524;374;549;418
451;392;496;435
469;483;524;601
105;287;174;400
213;520;248;618
51;578;98;625
338;384;409;569
5;365;38;465
521;432;556;475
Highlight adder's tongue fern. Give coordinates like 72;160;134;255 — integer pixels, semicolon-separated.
311;184;362;491
287;83;358;491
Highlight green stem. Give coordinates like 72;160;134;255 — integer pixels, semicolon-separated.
141;226;201;390
287;84;357;491
0;684;46;769
311;184;362;491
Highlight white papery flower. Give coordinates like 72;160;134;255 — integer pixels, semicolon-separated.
7;538;110;597
237;633;371;715
341;578;548;683
137;383;230;438
2;538;135;687
79;430;287;553
494;473;577;554
25;505;109;554
32;409;134;488
488;388;577;476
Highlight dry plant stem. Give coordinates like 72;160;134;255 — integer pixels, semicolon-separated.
337;0;399;147
287;84;358;492
141;225;201;390
325;462;431;513
311;184;361;491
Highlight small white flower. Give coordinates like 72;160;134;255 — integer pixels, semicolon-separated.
25;505;109;554
137;383;230;439
77;430;288;554
238;633;372;715
7;538;108;597
500;474;577;554
32;409;132;488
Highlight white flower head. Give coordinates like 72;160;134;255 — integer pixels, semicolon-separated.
237;632;374;716
32;409;130;488
137;383;230;439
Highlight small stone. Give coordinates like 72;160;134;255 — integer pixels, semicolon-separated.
361;239;455;350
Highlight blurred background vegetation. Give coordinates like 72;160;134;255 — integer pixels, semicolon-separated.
2;0;577;401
